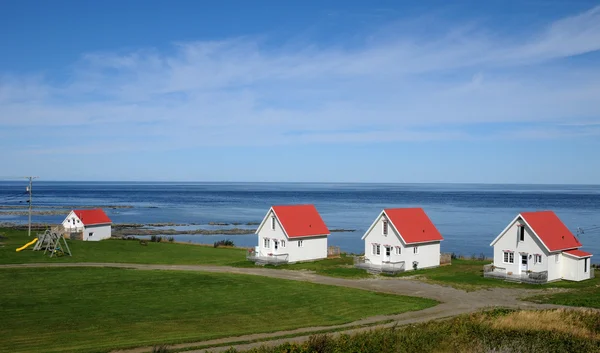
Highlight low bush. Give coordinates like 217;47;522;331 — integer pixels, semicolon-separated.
150;235;163;243
151;345;169;353
167;236;175;243
214;239;235;248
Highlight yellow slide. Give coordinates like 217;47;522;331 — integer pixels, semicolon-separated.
16;238;38;252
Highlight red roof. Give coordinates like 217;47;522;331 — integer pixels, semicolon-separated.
272;205;329;238
563;249;592;258
384;208;443;244
73;209;112;225
520;211;581;252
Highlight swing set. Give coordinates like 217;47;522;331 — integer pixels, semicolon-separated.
28;229;72;257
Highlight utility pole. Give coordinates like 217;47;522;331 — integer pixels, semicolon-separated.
25;176;39;237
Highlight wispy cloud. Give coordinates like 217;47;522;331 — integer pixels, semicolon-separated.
1;6;600;155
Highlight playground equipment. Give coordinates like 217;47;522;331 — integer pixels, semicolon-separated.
32;229;72;257
16;238;38;252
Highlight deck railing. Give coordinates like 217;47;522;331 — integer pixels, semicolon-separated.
354;256;405;274
483;264;548;284
246;249;289;265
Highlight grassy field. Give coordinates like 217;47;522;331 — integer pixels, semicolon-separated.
0;267;436;353
526;286;600;308
229;308;600;353
2;227;598;293
0;227;246;265
238;255;371;279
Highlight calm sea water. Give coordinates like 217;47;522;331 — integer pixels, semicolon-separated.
1;182;599;262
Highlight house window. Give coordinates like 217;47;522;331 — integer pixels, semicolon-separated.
518;226;525;241
584;258;588;273
372;244;380;255
413;246;419;254
395;247;401;255
385;246;391;256
534;254;542;264
263;238;270;248
503;251;514;264
298;240;303;247
281;240;286;248
555;254;560;263
271;216;275;230
88;232;94;237
383;221;388;236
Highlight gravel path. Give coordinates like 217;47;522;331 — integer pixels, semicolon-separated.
0;262;568;353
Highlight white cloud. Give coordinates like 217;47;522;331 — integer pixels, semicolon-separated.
1;6;600;154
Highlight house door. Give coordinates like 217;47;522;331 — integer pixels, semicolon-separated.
520;254;528;273
273;240;279;253
384;246;391;262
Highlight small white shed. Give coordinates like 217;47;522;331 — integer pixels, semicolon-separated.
62;209;112;241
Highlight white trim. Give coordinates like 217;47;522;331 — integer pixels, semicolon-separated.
491;214;553;252
503;251;515;264
361;210;386;240
490;214;521;246
255;206;329;239
255;207;276;235
361;209;443;245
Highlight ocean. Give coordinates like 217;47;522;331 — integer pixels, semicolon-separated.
1;181;599;262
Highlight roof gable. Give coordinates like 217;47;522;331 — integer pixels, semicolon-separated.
267;204;330;238
362;208;443;244
520;211;581;252
490;211;581;252
72;209;112;226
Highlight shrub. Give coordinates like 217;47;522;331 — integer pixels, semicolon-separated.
150;235;163;243
214;239;235;248
151;345;169;353
450;252;458;260
478;252;486;261
167;236;175;243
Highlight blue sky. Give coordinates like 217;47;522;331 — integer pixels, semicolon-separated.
1;0;599;183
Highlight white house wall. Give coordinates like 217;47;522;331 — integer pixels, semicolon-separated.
256;210;327;263
82;224;112;241
363;214;440;270
561;255;592;282
546;252;563;282
492;219;553;277
62;211;84;232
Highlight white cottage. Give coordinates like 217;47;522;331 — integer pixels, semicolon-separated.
358;208;444;273
488;211;593;283
62;209;112;241
249;204;330;264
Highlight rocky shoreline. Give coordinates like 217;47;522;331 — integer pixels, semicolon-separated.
0;222;355;236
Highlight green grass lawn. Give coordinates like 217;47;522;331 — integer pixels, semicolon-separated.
0;227;246;265
0;267;437;353
391;259;600;291
234;255;372;279
526;285;600;308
